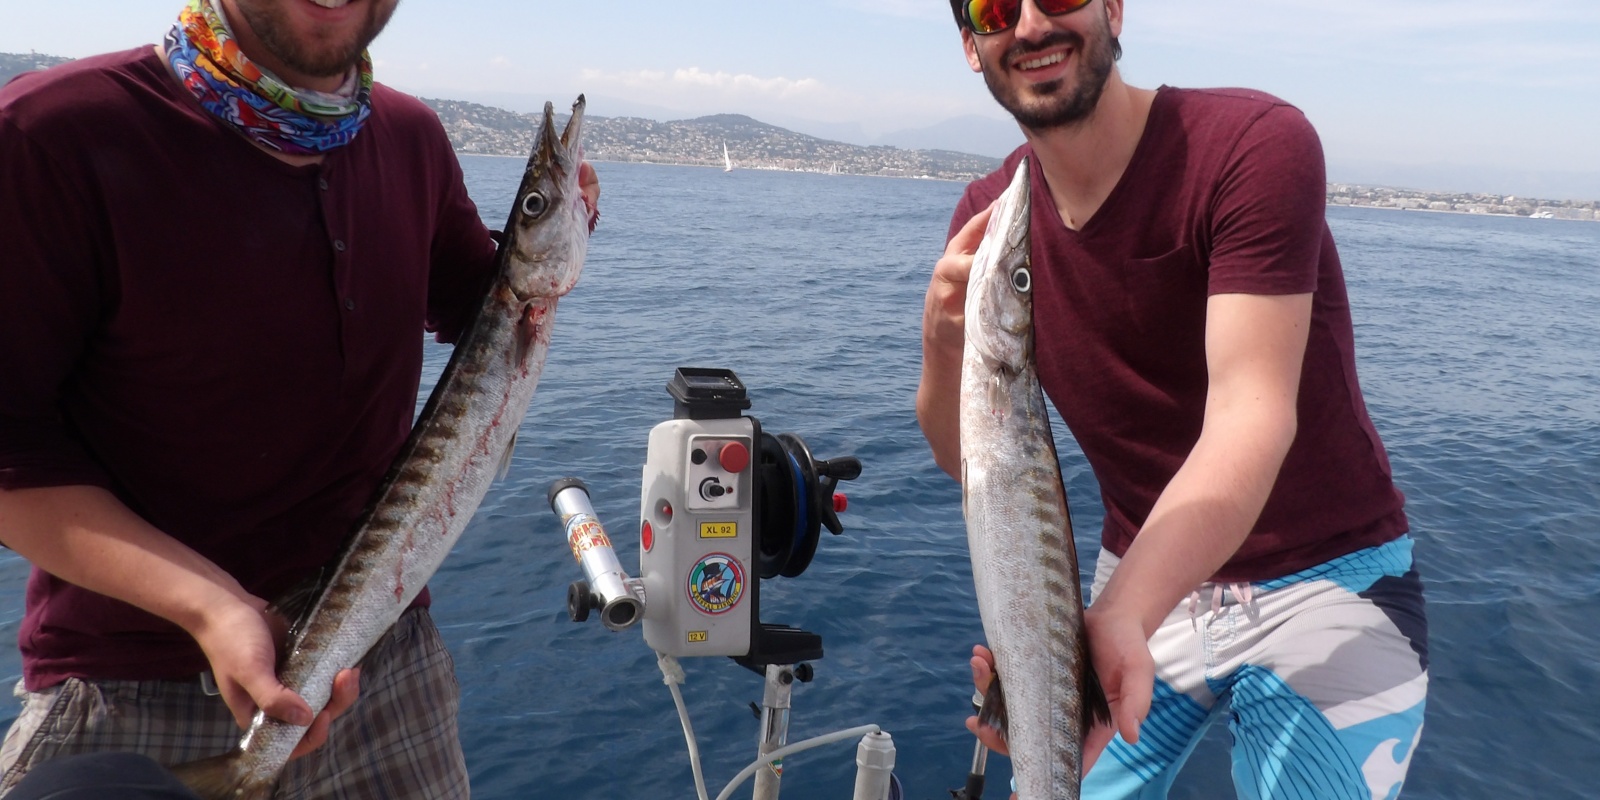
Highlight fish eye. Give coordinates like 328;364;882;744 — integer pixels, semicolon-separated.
1011;267;1031;293
520;191;549;218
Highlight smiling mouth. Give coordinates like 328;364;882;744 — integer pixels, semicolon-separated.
307;0;352;8
1017;51;1067;71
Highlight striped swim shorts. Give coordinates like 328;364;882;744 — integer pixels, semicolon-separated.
1083;536;1429;800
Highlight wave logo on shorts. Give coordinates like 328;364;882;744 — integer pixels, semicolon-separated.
687;553;745;615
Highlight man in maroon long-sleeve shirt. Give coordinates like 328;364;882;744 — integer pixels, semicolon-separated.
0;0;596;795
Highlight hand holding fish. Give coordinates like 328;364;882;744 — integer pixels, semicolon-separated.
916;202;995;479
1081;604;1153;760
579;161;601;223
966;601;1154;777
188;594;361;760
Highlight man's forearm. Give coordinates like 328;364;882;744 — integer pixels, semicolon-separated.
0;484;252;637
1091;406;1296;635
917;334;965;479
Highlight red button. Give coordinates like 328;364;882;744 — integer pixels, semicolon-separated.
641;520;654;552
833;493;848;513
719;441;750;473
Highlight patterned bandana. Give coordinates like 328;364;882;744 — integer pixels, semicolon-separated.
163;0;374;154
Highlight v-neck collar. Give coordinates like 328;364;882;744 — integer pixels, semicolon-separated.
1036;85;1173;239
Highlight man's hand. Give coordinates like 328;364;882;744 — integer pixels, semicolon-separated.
291;668;360;760
1081;604;1154;772
963;644;1009;756
916;203;995;478
189;595;361;761
965;619;1153;778
579;161;601;229
924;204;993;359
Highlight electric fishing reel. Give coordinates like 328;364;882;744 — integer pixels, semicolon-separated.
551;367;860;668
756;430;860;580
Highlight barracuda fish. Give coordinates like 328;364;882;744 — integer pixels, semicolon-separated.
959;157;1111;799
174;96;592;800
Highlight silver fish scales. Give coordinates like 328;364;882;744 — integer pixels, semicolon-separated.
175;96;592;800
959;157;1110;799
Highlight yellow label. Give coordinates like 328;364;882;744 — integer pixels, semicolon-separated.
687;631;708;642
699;521;738;538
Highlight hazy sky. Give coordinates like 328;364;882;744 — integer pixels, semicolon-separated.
4;0;1598;188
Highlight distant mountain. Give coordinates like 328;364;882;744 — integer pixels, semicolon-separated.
0;52;71;86
878;114;1023;159
425;99;1003;182
3;51;1594;203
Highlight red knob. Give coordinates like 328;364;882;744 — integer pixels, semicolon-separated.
833;493;848;513
719;441;750;473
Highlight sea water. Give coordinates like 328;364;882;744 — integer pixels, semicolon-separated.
1;158;1595;799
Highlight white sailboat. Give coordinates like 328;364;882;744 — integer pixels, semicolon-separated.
723;140;734;172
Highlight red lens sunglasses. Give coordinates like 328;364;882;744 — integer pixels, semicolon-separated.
962;0;1094;35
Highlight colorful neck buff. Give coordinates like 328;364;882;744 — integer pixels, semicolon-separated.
163;0;374;155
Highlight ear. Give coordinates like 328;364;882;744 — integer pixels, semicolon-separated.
1104;0;1124;38
962;29;983;73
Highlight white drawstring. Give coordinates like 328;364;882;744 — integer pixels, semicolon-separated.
1187;582;1257;629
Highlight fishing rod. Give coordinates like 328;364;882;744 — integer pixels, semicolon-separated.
553;367;898;800
950;690;990;800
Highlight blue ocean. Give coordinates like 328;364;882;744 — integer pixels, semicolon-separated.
2;157;1596;799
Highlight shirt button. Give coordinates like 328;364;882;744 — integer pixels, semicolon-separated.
333;240;346;252
345;299;356;311
318;178;329;191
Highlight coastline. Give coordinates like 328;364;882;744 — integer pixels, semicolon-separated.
1335;204;1599;223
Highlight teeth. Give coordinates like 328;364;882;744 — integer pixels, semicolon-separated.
1018;51;1066;71
307;0;350;7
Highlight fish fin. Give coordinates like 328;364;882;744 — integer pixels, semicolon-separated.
267;570;325;636
976;670;1010;742
169;750;275;800
514;304;537;366
1080;649;1114;736
496;430;518;481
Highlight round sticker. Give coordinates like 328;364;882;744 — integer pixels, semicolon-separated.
686;553;745;615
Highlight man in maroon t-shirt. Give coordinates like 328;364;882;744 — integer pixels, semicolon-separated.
920;1;1428;797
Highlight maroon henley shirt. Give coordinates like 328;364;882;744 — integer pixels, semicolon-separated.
0;48;499;688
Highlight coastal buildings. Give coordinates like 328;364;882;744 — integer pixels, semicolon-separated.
1328;184;1599;220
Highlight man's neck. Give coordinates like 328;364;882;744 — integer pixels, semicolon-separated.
218;0;347;94
1021;76;1157;231
153;44;326;167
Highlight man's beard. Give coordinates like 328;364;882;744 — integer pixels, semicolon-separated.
980;17;1118;131
234;0;395;80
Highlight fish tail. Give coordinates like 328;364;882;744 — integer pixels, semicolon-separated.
1080;652;1113;735
169;750;275;800
977;670;1010;741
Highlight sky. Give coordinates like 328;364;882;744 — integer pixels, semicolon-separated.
3;0;1598;198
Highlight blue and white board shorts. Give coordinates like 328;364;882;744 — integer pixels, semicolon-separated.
1083;536;1428;800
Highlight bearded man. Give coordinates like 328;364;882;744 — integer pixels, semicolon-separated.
0;0;597;795
918;1;1429;797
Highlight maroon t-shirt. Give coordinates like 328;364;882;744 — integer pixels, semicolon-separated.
950;87;1407;581
0;48;499;688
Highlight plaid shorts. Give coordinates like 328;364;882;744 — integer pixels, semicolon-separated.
0;607;467;799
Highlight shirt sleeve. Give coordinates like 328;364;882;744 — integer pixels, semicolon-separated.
422;125;498;345
1205;104;1328;296
0;115;115;491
